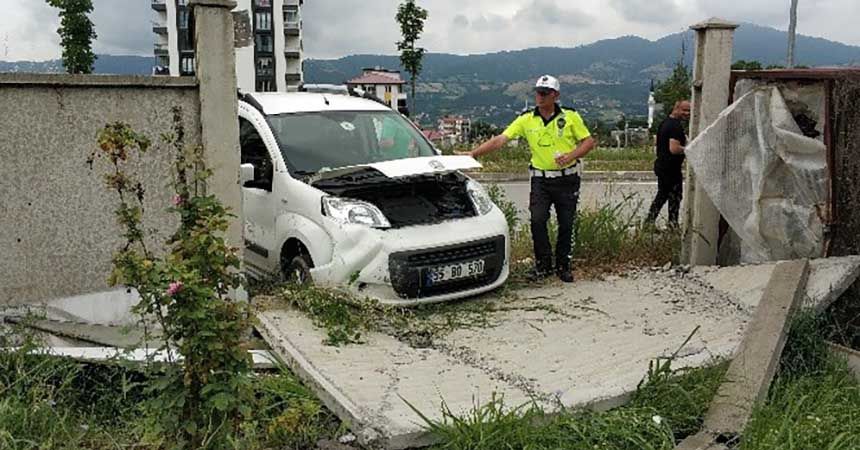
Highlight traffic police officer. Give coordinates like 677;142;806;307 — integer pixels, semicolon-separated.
465;75;596;282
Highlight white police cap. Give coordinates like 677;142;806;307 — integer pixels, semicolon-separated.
535;75;560;92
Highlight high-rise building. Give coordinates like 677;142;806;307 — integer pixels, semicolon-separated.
151;0;306;91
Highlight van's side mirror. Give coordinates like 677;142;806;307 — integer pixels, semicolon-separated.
240;163;255;186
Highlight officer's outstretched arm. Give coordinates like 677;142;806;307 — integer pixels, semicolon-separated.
462;134;509;158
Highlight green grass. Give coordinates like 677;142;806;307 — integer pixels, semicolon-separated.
0;323;343;450
497;188;679;282
824;286;860;350
446;143;655;173
417;362;727;450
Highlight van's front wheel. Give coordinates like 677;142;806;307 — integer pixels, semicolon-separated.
283;255;313;286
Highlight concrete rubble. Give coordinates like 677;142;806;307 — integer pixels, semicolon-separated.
256;256;860;450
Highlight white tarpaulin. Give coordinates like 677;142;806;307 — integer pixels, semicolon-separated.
686;86;828;263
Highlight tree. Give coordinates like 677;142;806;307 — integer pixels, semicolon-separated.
584;118;611;140
46;0;97;74
650;60;691;133
732;60;763;70
395;0;428;116
469;121;502;141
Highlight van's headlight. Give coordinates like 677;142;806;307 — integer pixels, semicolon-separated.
466;180;494;216
322;197;391;228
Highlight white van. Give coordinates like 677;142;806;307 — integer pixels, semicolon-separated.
238;92;509;305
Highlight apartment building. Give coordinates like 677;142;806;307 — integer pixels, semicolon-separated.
151;0;306;91
346;68;408;113
438;115;472;145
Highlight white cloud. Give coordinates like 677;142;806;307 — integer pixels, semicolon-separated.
608;0;680;25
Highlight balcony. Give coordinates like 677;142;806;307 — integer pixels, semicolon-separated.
285;73;301;82
154;43;169;56
152;22;168;35
151;0;166;11
284;21;300;36
284;48;301;59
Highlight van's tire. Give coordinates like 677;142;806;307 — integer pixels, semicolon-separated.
283;255;312;286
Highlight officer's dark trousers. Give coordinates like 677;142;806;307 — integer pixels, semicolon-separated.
529;174;581;272
647;169;683;225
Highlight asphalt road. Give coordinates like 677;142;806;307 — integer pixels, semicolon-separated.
493;180;686;224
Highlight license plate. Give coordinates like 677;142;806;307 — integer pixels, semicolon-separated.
424;259;486;286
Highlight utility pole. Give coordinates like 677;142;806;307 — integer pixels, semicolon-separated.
787;0;798;68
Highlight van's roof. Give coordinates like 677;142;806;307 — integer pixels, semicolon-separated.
244;92;392;115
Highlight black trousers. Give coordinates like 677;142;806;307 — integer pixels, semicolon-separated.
647;168;683;225
529;174;581;272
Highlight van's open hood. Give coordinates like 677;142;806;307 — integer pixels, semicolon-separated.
310;155;481;183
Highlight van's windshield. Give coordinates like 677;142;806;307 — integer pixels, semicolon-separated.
267;110;437;175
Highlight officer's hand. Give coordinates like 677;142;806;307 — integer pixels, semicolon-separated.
555;152;575;167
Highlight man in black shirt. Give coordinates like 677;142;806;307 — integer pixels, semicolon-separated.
647;100;691;226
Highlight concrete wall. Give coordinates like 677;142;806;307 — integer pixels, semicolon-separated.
0;74;201;306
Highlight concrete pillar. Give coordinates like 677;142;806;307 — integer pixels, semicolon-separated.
682;18;738;266
190;0;242;252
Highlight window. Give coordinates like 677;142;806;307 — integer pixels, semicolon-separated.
266;111;436;174
255;34;273;53
256;57;273;77
180;56;195;75
239;118;273;191
284;6;299;24
178;10;189;29
254;0;271;6
256;79;273;92
178;29;193;51
255;12;271;31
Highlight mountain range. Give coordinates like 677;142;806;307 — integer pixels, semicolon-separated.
3;23;859;127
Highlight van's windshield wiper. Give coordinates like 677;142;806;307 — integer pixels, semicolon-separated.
290;170;316;177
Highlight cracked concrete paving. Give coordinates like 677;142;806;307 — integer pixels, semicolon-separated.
255;256;860;450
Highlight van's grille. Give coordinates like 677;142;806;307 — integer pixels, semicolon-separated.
389;236;505;299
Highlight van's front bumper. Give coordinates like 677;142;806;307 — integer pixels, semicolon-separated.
310;209;510;305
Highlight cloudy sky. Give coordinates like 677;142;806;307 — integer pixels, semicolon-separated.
2;0;858;61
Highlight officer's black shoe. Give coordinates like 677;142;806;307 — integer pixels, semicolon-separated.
557;268;574;283
527;267;553;282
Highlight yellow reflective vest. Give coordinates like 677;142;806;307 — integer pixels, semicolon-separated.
502;105;591;170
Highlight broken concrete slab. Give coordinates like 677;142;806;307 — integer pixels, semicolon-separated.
675;431;729;450
0;347;279;370
704;259;809;435
693;255;860;312
257;311;523;450
256;256;860;449
4;317;160;348
0;347;278;370
828;342;860;382
258;269;759;449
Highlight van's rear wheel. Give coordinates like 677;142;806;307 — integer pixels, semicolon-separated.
283;255;312;286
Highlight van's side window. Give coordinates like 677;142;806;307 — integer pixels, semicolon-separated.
239;118;274;191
